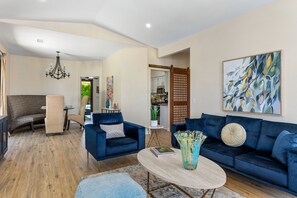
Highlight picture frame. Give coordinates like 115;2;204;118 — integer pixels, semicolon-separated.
222;50;281;115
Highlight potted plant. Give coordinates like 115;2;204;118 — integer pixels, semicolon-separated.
151;107;159;127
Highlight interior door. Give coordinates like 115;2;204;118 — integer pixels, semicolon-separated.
170;66;190;130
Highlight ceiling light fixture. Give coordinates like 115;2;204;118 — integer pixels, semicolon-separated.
45;51;70;80
146;23;151;28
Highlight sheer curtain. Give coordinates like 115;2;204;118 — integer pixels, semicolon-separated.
0;52;7;115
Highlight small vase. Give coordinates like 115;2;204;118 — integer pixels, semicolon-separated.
151;120;158;127
174;131;207;170
105;99;110;108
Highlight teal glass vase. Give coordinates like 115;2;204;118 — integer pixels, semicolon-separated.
174;131;207;170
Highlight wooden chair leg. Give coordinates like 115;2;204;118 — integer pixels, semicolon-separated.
98;161;100;172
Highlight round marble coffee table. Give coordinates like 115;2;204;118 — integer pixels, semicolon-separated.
137;148;226;198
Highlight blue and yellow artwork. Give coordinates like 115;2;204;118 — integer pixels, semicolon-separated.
223;51;281;115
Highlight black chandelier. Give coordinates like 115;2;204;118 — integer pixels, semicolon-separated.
45;51;70;80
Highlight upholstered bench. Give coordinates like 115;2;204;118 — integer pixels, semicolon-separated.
75;173;146;198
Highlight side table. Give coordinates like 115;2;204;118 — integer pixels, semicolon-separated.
146;125;164;147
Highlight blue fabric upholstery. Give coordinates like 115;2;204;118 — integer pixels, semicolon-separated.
106;137;138;156
85;113;145;161
235;151;287;187
201;142;251;167
75;173;146;198
85;125;107;159
171;123;187;148
201;113;226;140
288;149;297;192
271;130;297;165
92;112;124;125
257;121;297;152
226;115;262;149
170;113;297;195
185;118;205;132
124;121;146;150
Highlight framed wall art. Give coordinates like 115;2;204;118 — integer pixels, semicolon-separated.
223;50;281;115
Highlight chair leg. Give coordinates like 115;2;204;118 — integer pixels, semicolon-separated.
67;120;70;130
98;161;100;172
30;122;35;132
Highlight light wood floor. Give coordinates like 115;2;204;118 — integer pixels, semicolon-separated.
0;125;295;198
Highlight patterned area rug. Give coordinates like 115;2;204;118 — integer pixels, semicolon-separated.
85;164;245;198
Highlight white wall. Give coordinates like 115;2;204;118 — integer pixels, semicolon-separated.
159;0;297;123
102;47;148;125
8;55;102;114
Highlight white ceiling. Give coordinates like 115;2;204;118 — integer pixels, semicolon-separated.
0;0;275;60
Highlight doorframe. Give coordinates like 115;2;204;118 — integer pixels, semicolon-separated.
148;66;171;131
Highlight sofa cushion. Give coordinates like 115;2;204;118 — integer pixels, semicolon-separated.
201;113;226;140
200;142;251;167
256;120;297;152
221;123;246;147
271;130;297;165
235;151;288;187
106;137;138;155
185;118;205;132
100;123;126;139
226;115;262;149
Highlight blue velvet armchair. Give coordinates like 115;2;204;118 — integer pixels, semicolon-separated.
85;113;145;171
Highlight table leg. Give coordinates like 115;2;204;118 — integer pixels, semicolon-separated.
147;129;154;147
64;109;69;130
155;129;161;146
147;172;150;193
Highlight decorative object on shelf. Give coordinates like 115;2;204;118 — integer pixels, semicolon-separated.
223;50;281;115
221;123;246;147
174;131;207;170
150;107;159;127
105;99;110;108
45;51;70;80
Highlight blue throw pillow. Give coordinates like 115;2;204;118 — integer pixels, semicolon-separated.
271;130;297;165
185;118;205;133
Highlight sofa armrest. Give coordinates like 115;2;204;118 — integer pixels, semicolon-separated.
171;123;187;148
85;124;106;160
124;121;145;150
288;148;297;192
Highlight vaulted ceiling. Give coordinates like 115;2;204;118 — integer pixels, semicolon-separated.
0;0;275;60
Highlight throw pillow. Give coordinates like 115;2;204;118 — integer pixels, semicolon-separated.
221;123;246;147
271;130;297;165
100;123;126;139
185;118;205;133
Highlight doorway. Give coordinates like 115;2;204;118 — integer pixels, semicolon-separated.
81;76;100;116
150;68;170;130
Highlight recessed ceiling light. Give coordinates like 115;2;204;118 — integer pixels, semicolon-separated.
146;23;151;28
40;0;47;2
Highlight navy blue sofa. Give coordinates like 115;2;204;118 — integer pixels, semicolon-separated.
171;113;297;196
85;113;145;164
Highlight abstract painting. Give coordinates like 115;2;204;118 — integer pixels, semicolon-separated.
106;76;114;101
223;51;281;115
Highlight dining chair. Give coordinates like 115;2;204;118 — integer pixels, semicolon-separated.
67;96;89;130
45;95;64;135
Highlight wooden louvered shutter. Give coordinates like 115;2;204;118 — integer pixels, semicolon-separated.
170;66;190;130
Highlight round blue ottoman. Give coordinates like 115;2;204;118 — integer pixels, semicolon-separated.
75;173;146;198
